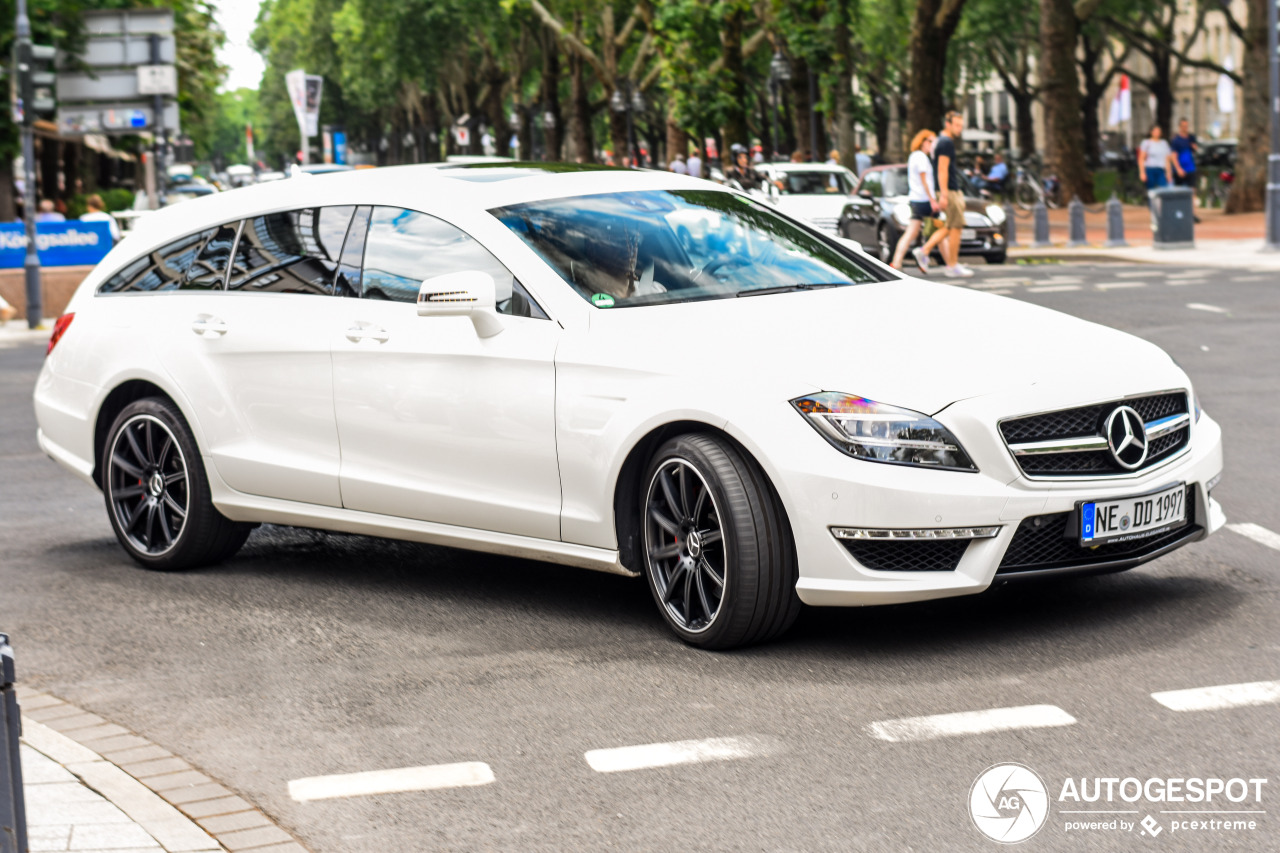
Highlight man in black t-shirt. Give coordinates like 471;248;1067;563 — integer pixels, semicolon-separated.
915;111;972;278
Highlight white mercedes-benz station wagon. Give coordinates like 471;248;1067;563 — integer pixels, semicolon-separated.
34;164;1225;648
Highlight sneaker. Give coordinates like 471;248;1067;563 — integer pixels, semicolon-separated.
944;265;975;278
956;263;974;275
912;248;929;274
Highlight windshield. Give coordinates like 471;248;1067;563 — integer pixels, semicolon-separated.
490;189;883;308
774;169;855;195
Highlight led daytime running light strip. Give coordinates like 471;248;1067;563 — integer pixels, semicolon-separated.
831;526;1001;541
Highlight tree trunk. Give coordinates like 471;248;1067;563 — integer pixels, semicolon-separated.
1012;91;1035;157
666;113;687;166
720;3;749;163
789;56;813;159
832;0;856;166
0;159;14;222
541;33;562;160
423;94;441;162
1227;0;1267;212
566;49;592;162
906;0;967;137
1039;0;1093;202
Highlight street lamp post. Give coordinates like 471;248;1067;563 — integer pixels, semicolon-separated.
768;51;792;162
1267;0;1280;250
14;0;42;328
610;82;646;167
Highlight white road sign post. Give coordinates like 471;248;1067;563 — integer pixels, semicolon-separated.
286;69;323;165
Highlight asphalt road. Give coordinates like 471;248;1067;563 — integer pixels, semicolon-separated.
2;261;1277;852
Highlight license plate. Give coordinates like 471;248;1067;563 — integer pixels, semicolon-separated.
961;228;976;240
1079;483;1186;545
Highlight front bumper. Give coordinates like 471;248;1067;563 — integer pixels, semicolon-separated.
782;413;1224;607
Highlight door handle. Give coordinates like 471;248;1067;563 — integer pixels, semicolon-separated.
191;315;228;336
345;325;389;343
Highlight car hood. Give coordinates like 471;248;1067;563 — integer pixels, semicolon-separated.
583;280;1183;416
772;194;853;220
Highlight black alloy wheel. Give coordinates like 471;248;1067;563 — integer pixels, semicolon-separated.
645;458;727;634
641;433;801;649
104;398;252;570
107;412;189;557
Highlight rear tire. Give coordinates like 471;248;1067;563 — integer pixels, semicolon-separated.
640;433;800;649
984;252;1007;265
103;398;252;570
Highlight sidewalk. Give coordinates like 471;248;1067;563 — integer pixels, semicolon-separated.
16;686;307;853
1007;204;1280;269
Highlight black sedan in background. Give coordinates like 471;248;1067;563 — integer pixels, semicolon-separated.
838;165;1007;265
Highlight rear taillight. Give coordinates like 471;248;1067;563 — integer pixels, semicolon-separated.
46;313;74;356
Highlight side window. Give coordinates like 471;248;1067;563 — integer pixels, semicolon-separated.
97;227;217;294
227;206;354;295
183;223;239;289
334;205;370;298
361;206;547;318
860;176;883;198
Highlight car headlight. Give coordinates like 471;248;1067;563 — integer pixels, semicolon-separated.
985;204;1006;226
792;392;977;471
891;202;912;228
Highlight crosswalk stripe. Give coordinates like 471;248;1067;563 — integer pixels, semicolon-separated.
1096;281;1147;290
1027;284;1081;293
288;763;495;801
867;704;1076;743
584;736;777;773
1151;681;1280;712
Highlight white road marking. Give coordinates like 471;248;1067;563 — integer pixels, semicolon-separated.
1096;281;1147;290
983;289;1014;295
1115;270;1164;278
1151;680;1280;712
1230;275;1269;282
584;736;777;773
970;281;1022;290
1226;522;1280;552
973;277;1028;285
1165;270;1213;278
1027;284;1082;293
1166;279;1205;286
288;762;495;801
1187;303;1230;314
1044;276;1084;283
867;704;1076;743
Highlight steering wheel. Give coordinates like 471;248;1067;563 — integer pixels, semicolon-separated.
700;255;751;278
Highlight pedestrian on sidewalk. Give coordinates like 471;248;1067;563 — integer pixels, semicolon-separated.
0;293;15;324
686;148;703;180
78;194;121;243
1170;117;1201;222
669;153;688;175
916;111;972;278
35;200;64;223
891;129;938;272
1138;125;1173;196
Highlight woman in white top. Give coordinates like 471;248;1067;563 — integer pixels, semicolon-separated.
1137;125;1173;191
889;129;939;271
78;193;122;243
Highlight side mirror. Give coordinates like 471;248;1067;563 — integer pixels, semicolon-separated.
417;270;504;338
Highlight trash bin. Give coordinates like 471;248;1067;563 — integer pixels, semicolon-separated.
2;632;29;853
1150;186;1195;249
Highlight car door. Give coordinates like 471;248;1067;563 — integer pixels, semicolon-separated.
331;205;563;540
156;208;353;507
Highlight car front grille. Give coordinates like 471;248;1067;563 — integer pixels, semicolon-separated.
839;539;969;572
999;391;1191;478
996;486;1198;575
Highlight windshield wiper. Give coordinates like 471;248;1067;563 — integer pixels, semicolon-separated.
736;283;839;297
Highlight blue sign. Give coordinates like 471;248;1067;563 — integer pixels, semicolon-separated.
332;131;347;165
0;222;114;268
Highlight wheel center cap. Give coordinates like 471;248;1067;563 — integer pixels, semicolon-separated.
147;471;165;498
687;530;703;559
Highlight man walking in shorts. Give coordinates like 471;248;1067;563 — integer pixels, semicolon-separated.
914;111;972;278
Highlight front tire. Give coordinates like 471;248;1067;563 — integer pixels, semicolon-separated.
103;398;251;570
641;433;800;649
984;252;1007;265
877;224;895;264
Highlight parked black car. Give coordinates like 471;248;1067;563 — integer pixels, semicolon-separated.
839;165;1007;265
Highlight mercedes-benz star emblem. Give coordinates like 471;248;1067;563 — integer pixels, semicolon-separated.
1105;405;1148;470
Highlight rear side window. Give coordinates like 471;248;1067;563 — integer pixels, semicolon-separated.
183;223;240;290
361;206;547;318
334;205;370;298
227;206;354;295
97;227;217;294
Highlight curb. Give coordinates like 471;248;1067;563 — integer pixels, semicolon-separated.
17;686;309;853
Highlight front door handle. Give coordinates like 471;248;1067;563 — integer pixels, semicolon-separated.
345;325;390;343
191;315;228;337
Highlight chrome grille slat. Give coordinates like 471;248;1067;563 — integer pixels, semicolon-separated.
999;391;1191;478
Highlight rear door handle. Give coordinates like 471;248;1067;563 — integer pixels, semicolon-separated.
191;315;228;337
345;325;389;343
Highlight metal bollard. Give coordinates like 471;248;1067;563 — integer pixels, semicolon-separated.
1032;201;1051;247
1067;195;1088;247
1;633;28;853
1003;202;1018;247
1105;194;1129;247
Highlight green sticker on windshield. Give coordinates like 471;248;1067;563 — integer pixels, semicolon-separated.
590;293;615;308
